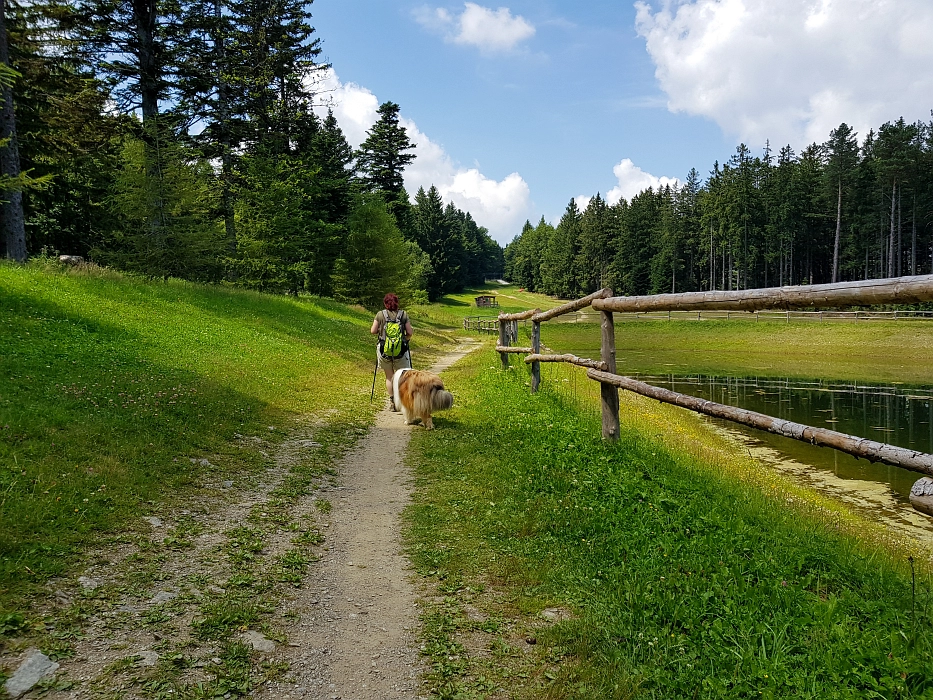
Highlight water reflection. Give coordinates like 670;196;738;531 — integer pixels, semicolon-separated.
629;373;933;500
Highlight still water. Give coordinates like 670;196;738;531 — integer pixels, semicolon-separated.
627;372;933;502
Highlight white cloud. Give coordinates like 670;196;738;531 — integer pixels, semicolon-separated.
635;0;933;148
607;159;680;205
415;2;535;52
314;69;532;244
574;195;592;211
314;70;379;148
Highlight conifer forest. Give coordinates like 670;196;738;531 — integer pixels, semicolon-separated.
0;0;931;304
0;0;502;306
506;121;933;299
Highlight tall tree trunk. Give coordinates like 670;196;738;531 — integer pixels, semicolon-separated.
888;180;896;278
133;0;163;236
0;0;26;262
912;194;917;275
832;179;842;283
897;187;902;277
133;0;159;125
214;0;237;269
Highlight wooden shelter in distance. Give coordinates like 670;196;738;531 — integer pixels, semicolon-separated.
475;295;499;308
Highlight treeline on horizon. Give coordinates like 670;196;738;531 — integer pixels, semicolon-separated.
0;0;502;307
505;118;933;299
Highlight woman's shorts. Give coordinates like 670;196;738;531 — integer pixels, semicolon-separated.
377;348;412;373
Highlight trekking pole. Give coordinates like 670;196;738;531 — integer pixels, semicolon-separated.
370;360;378;402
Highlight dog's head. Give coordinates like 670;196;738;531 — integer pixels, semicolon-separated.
431;387;454;412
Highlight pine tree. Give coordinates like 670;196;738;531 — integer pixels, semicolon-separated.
412;185;459;300
356;101;415;224
309;109;354;226
176;0;242;259
229;0;324;155
823;123;859;282
333;194;412;309
6;0;127;258
576;193;614;293
541;199;582;297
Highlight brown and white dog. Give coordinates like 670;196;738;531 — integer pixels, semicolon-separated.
392;368;454;430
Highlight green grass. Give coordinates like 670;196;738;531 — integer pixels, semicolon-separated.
542;318;933;385
8;261;933;697
411;283;565;334
0;260;452;617
406;348;933;699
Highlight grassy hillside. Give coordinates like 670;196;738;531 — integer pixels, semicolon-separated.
0;260;451;616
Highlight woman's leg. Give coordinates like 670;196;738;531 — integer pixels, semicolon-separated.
384;365;395;407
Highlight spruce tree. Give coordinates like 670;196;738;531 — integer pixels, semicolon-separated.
229;0;324;155
823;123;859;282
333;194;412;309
412;185;451;300
541;199;582;297
356;101;415;228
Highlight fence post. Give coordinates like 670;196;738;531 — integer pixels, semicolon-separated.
531;320;541;393
600;304;620;441
498;319;509;369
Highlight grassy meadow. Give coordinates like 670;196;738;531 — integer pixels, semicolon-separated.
5;267;933;698
0;260;453;617
543;317;933;385
406;347;933;699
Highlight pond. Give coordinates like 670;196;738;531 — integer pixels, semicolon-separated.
623;372;933;501
541;320;933;537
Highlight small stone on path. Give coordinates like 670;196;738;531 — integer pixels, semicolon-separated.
78;576;99;590
241;630;275;653
144;516;163;528
135;651;160;667
148;591;177;605
4;650;60;698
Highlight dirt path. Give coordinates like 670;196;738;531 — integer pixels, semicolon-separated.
3;341;478;700
258;341;479;700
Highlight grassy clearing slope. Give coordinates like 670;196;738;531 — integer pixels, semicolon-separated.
407;348;933;699
544;318;933;385
412;284;564;334
0;261;450;612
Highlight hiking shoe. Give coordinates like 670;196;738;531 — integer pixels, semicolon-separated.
389;398;397;412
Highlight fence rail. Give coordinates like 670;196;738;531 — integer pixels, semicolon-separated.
555;309;933;324
591;274;933;314
492;274;933;515
463;315;501;333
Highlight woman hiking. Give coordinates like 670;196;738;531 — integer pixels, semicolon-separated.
370;293;413;411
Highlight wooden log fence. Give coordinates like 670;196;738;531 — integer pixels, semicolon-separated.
532;288;613;322
591;274;933;314
491;274;933;513
463;316;501;333
495;346;535;354
523;354;608;371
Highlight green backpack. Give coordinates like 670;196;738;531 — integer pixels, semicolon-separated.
380;310;408;360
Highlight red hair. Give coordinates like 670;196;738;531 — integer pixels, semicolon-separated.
383;293;399;311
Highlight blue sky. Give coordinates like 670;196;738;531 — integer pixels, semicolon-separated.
310;0;933;244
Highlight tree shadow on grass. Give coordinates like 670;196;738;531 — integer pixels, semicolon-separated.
0;288;320;611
